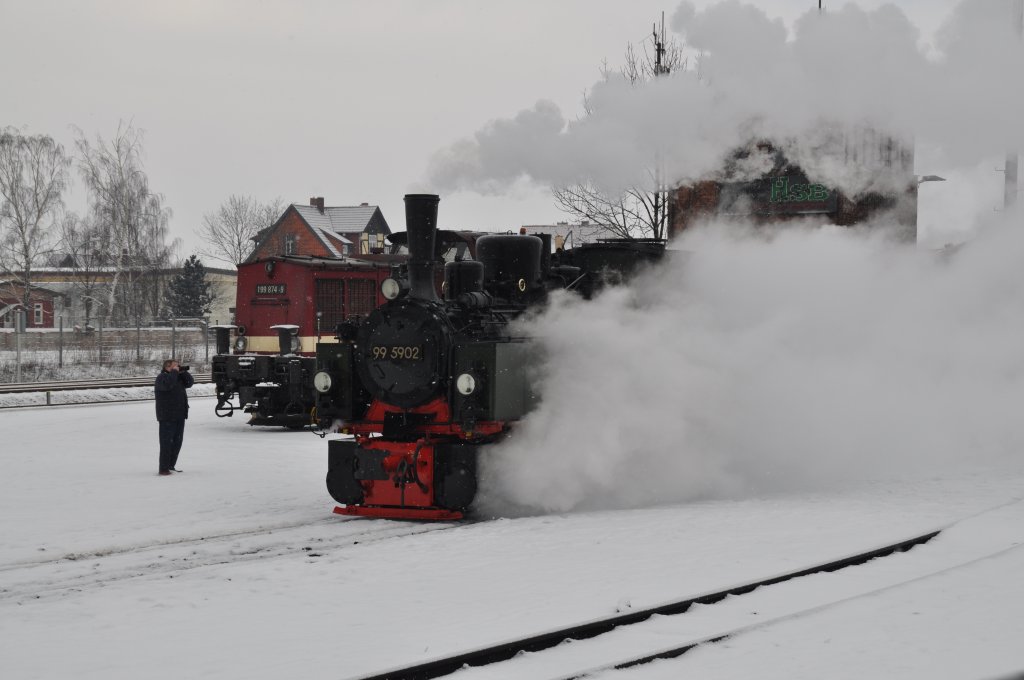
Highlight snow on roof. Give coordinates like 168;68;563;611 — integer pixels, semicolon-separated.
521;222;615;246
294;204;380;234
0;279;64;296
293;204;379;257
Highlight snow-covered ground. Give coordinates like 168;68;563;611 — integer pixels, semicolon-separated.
1;399;1022;679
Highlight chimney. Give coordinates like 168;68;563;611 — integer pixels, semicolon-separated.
404;194;440;301
309;196;325;214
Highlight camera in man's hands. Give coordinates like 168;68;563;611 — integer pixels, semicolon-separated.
179;365;190;372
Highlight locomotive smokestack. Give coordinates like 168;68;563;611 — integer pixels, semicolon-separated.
404;193;440;301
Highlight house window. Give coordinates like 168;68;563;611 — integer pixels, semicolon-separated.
285;234;297;255
360;233;370;254
34;303;43;325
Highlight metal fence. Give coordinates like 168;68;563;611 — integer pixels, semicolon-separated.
0;313;213;383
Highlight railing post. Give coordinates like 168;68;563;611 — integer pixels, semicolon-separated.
98;317;103;365
58;315;64;369
171;317;177;359
15;310;24;383
136;318;141;363
203;319;209;363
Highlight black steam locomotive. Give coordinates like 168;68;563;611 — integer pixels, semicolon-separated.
313;194;666;520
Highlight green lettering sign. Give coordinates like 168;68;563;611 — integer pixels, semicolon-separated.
768;177;832;204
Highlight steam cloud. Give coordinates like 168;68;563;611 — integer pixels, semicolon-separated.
427;0;1024;199
478;214;1024;514
430;0;1024;515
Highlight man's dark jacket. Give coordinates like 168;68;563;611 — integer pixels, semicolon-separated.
155;369;194;421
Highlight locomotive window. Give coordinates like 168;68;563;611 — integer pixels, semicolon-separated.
439;241;470;263
316;279;345;330
348;279;376;318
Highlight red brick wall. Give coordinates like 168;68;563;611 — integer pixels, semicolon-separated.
668;181;917;242
668;181;721;238
250;210;335;260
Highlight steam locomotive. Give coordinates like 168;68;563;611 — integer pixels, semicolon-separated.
313;194;666;520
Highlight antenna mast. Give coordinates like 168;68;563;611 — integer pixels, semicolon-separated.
651;12;668;239
653;12;667;76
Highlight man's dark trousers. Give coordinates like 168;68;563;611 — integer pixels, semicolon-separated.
159;420;186;471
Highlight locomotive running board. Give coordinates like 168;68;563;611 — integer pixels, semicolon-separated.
333;506;464;521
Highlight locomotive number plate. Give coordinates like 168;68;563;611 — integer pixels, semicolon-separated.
256;284;286;295
371;345;422;361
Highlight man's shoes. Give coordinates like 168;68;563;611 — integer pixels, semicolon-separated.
170;468;182;473
159;470;172;476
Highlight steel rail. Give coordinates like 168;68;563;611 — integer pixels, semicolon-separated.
0;374;212;394
349;529;940;680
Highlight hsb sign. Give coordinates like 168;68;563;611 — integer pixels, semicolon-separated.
769;177;832;204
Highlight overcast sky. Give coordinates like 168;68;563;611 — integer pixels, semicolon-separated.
0;0;1004;261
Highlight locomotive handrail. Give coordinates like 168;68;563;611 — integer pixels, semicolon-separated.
0;374;213;394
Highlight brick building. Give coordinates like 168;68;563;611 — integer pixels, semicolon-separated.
669;133;918;242
0;281;63;329
247;197;391;262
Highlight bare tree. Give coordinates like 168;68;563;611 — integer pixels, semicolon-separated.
56;212;108;327
74;122;177;325
200;194;284;266
553;22;688;240
552;179;673;240
0;128;70;309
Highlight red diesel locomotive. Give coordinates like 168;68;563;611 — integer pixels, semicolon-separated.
212;232;486;428
212;256;393;427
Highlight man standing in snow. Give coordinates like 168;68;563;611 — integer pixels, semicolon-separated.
155;359;194;476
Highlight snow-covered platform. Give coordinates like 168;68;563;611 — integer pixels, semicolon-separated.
1;401;1022;680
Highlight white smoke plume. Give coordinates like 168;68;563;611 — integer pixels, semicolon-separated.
477;209;1024;515
427;0;1024;199
436;1;1024;515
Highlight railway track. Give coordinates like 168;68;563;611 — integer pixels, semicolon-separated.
349;530;942;680
0;374;213;394
0;517;470;604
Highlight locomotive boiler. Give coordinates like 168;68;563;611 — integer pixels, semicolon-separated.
313;194;667;519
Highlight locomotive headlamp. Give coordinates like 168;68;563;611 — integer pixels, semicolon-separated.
313;371;333;393
517;278;527;292
381;278;401;300
290;336;301;353
456;373;476;396
234;336;248;352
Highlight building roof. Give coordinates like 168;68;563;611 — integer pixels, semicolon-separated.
248;203;392;262
521;222;617;247
295;205;393;258
294;204;385;233
0;280;64;297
